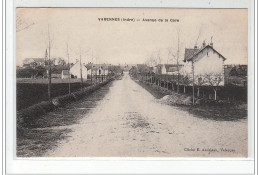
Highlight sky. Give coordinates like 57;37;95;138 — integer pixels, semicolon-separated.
16;8;248;66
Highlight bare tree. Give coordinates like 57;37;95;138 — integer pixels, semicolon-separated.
47;24;52;101
191;24;204;104
195;75;206;97
66;43;71;94
79;48;83;89
204;73;223;100
181;74;192;93
169;29;181;93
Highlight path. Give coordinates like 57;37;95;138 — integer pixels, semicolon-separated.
45;73;247;157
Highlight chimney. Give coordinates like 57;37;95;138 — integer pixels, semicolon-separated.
210;36;213;47
202;40;206;47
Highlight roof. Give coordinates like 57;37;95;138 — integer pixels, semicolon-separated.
62;70;70;75
167;65;183;72
85;64;109;70
51;65;69;74
23;58;45;64
156;64;183;72
168;67;178;72
184;45;227;62
184;48;199;61
164;64;177;70
85;63;93;69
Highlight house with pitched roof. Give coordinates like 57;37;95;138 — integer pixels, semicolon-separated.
23;58;46;68
155;64;183;75
70;61;88;79
182;42;226;86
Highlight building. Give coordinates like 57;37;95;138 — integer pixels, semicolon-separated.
61;70;71;79
84;63;93;78
53;57;66;66
84;63;109;77
182;42;226;86
70;61;88;79
23;58;45;68
224;64;247;86
97;64;109;75
155;64;183;75
46;65;69;79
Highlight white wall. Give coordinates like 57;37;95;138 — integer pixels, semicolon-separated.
161;65;167;74
70;62;88;79
194;48;224;75
181;47;225;86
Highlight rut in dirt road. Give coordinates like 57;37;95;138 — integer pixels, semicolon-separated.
46;73;247;157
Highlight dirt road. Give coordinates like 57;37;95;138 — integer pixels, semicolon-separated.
45;74;247;157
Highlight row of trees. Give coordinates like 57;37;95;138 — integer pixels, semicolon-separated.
140;27;224;102
133;70;223;101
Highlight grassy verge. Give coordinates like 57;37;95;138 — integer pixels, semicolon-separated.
17;81;114;157
135;79;247;121
134;80;172;98
17;128;71;157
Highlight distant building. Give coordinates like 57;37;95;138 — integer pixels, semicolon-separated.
23;58;45;69
84;63;93;77
136;64;150;74
155;64;183;75
85;63;109;76
70;61;88;79
53;57;66;66
61;70;71;79
46;65;69;79
98;64;109;75
224;64;247;87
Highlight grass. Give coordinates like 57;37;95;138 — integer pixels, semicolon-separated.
135;79;247;121
134;80;171;99
17;78;111;110
17;81;114;157
17;81;90;110
16;78;87;84
178;105;247;121
17;128;71;157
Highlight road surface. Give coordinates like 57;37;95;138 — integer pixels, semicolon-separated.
45;74;247;157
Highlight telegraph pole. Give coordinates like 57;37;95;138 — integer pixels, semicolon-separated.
79;48;83;90
91;51;93;85
66;43;71;94
176;31;180;93
48;25;52;101
192;60;195;105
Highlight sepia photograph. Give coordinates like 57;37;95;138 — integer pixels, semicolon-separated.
16;8;248;158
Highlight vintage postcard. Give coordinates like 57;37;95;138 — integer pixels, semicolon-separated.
16;8;248;158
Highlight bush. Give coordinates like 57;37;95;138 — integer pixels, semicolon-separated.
52;94;77;107
17;101;55;127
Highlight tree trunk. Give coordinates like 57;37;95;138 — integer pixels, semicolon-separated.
214;89;217;100
197;87;200;97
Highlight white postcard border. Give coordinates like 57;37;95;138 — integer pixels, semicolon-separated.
5;0;256;174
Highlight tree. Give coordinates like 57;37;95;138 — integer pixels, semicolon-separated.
204;73;223;100
168;29;181;93
66;43;71;94
195;75;205;97
181;75;192;93
47;25;52;101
